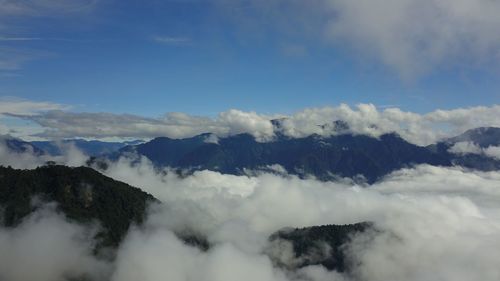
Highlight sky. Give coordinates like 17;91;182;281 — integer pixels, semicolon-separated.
1;0;500;141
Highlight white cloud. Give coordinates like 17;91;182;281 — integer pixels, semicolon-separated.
351;0;500;76
484;146;500;160
97;156;500;281
0;206;109;281
448;141;483;155
449;141;500;160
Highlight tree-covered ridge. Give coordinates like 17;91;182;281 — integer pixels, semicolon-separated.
268;222;373;272
0;165;156;249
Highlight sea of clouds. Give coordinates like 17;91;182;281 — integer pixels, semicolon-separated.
0;142;499;281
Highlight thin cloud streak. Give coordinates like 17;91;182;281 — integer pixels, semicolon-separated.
153;36;192;45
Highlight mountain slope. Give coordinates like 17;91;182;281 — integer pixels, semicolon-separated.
32;139;143;157
268;222;373;272
0;165;156;249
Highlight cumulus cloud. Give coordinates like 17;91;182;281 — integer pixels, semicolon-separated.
7;102;500;145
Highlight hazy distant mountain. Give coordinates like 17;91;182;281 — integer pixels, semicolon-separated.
111;132;451;183
0;135;45;155
428;127;500;171
443;127;500;147
31;139;143;157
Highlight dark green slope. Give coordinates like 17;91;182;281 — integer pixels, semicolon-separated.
269;222;373;272
0;165;156;249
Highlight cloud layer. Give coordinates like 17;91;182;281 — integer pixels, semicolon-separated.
1;143;500;281
103;157;500;281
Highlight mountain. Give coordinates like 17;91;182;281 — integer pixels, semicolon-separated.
116;134;212;166
31;139;143;157
110;132;451;183
268;222;373;272
0;165;155;249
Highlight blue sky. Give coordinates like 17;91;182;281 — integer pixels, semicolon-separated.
1;0;499;118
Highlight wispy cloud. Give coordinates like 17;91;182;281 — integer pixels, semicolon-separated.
0;47;52;70
0;37;42;41
0;0;101;72
152;36;192;46
0;97;68;116
0;0;99;16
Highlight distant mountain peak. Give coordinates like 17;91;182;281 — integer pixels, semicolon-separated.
445;127;500;147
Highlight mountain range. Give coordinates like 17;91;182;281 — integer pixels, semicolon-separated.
3;126;500;184
98;126;500;183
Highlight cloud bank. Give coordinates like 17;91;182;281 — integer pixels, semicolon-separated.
104;157;500;281
5;102;500;145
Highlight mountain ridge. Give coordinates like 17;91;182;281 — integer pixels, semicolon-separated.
105;131;456;183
